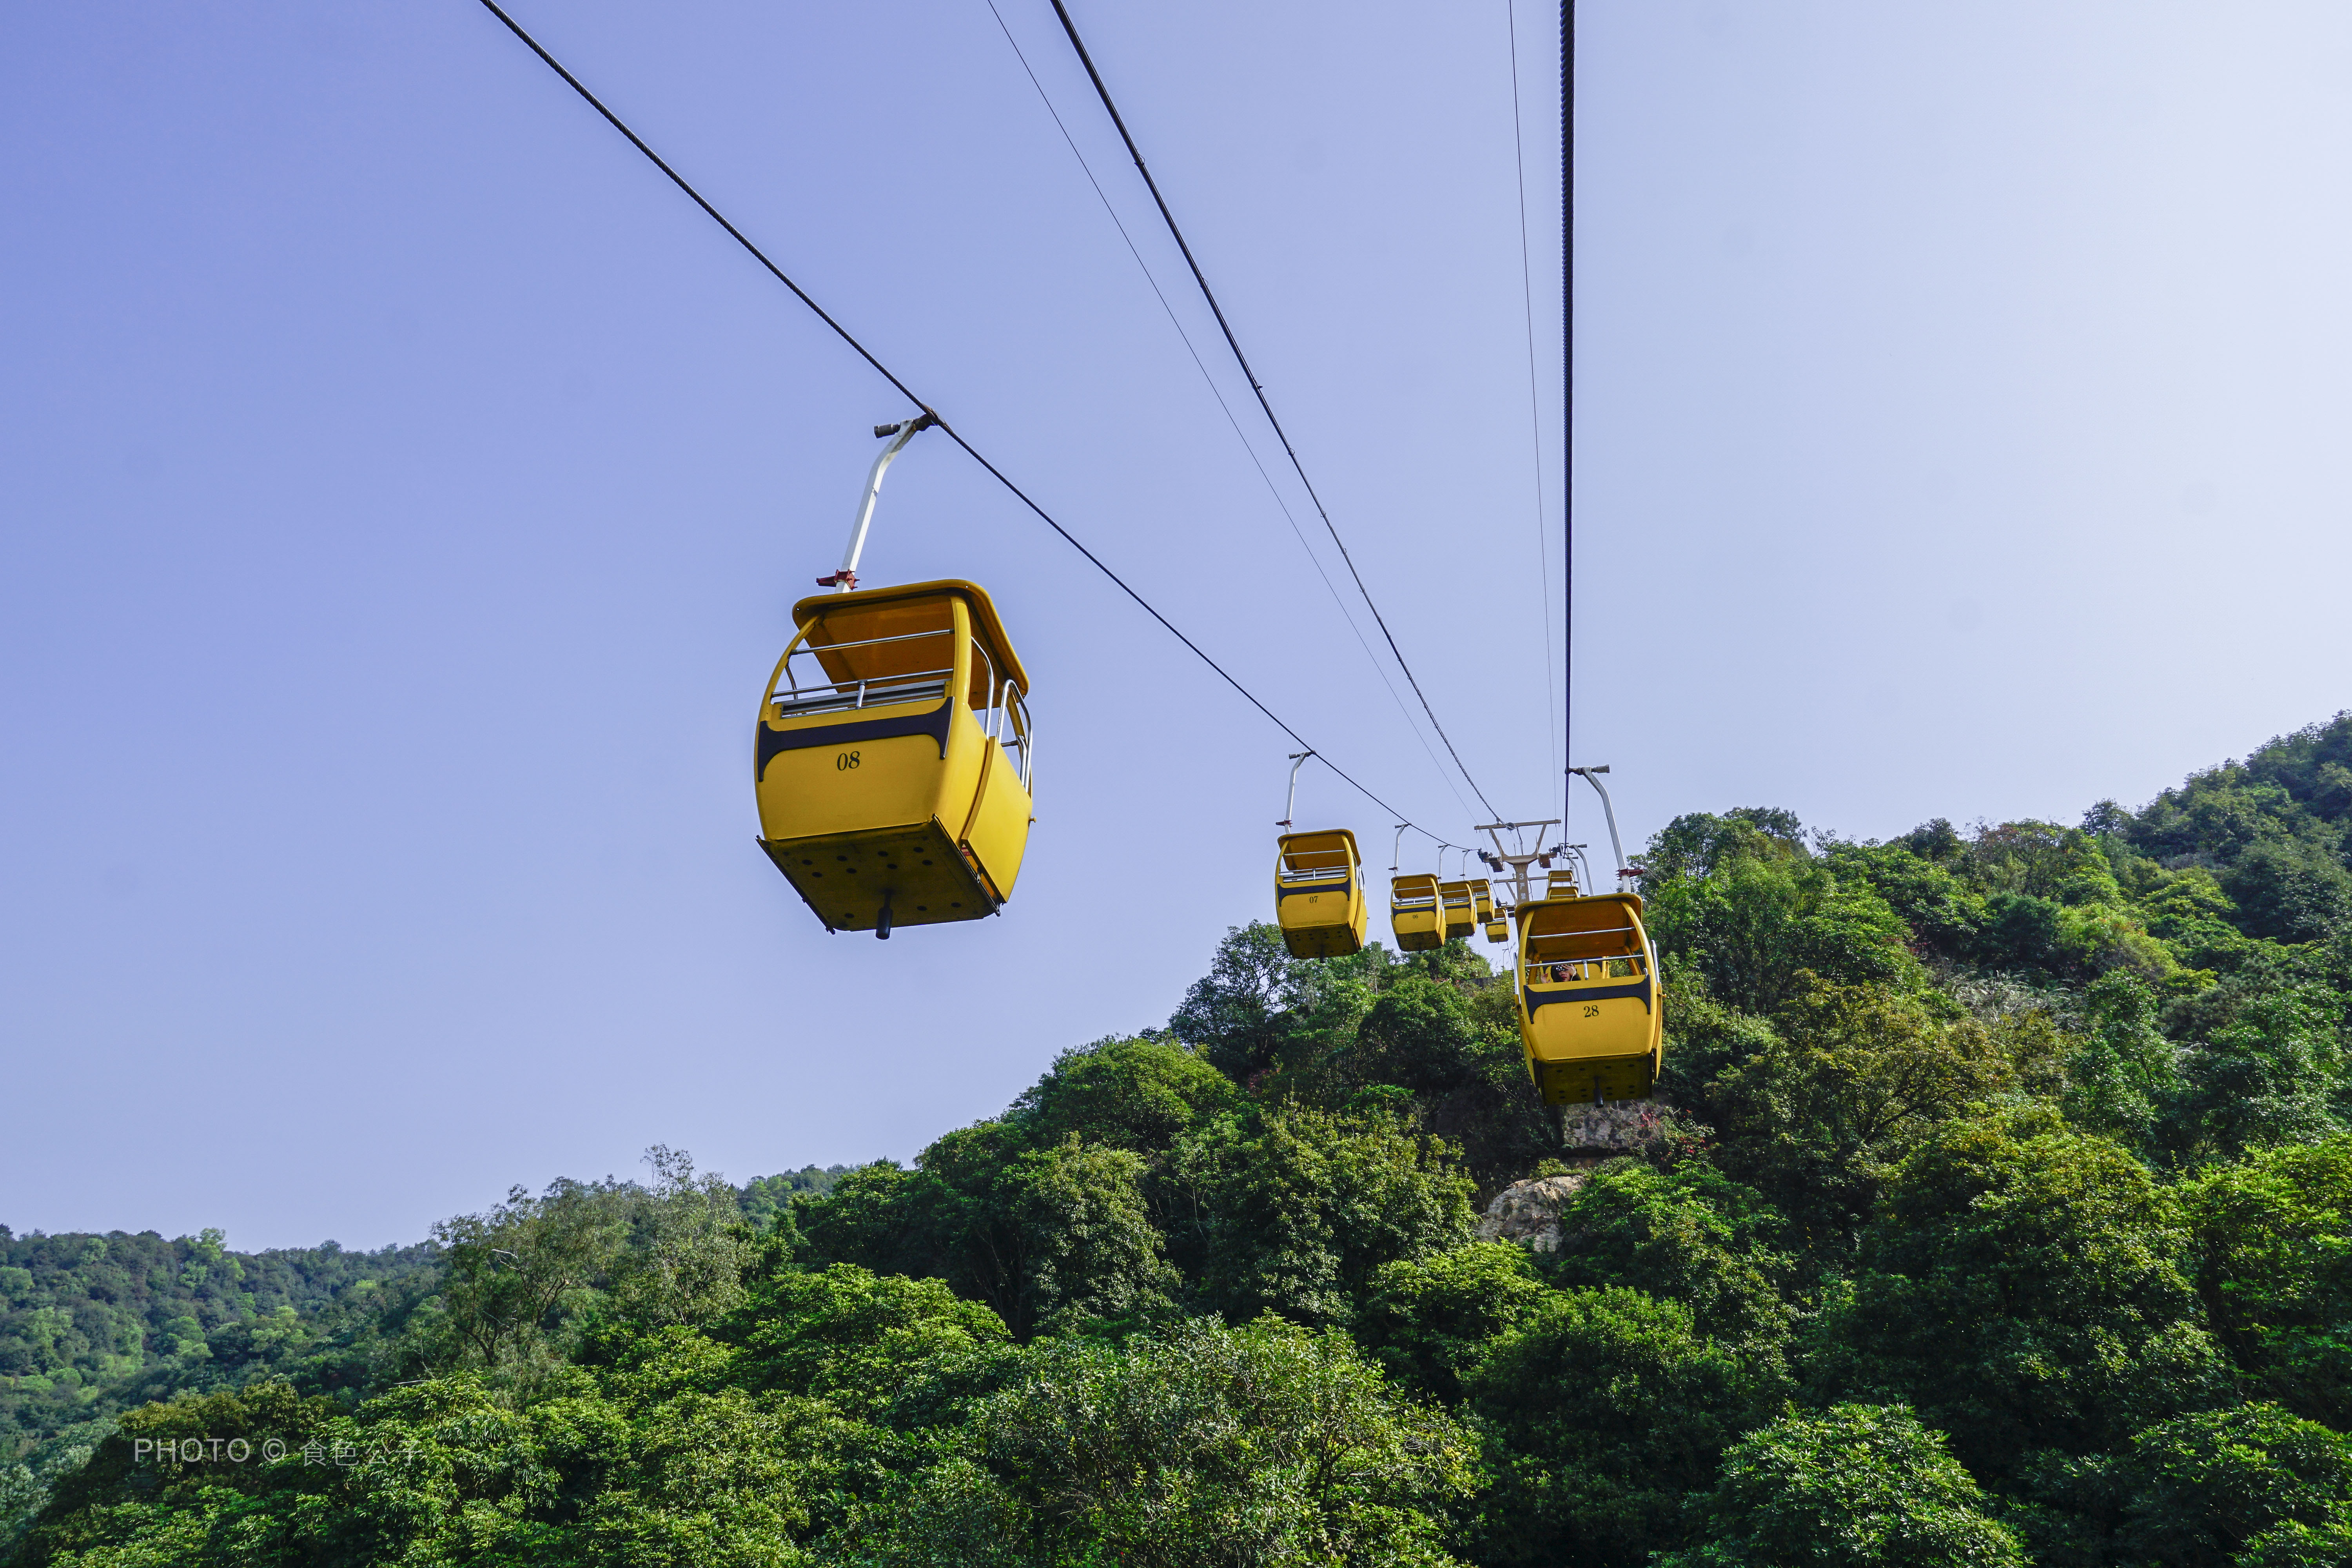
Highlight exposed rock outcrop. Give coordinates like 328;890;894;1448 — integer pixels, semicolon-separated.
1474;1173;1586;1253
1476;1103;1679;1253
1562;1099;1671;1155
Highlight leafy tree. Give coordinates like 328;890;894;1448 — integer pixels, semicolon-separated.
2189;1136;2352;1425
39;1351;857;1568
2083;800;2135;840
1967;891;2175;983
791;1160;950;1283
2239;713;2352;814
1165;1104;1475;1327
2224;841;2352;944
1643;808;1809;883
1900;815;1968;861
2160;987;2345;1166
1541;1160;1793;1356
11;1380;342;1567
1974;891;2068;975
2241;1517;2352;1568
1654;957;1781;1111
1709;978;2014;1253
1007;1034;1238;1159
2029;1403;2352;1568
1353;973;1488;1098
0;1419;107;1561
2127;762;2343;873
1644;838;1920;1016
428;1176;633;1376
2111;1404;2352;1568
1822;839;1990;965
0;1228;436;1448
606;1145;754;1330
1810;1109;2227;1477
1342;974;1560;1194
1660;1403;2027;1568
2136;867;2257;972
2063;971;2181;1145
735;1163;847;1232
1470;1285;1786;1568
726;1261;1009;1423
1169;922;1304;1080
798;1128;1175;1341
1988;1002;2073;1100
990;1138;1178;1335
1967;820;2123;906
1353;1242;1552;1404
840;1315;1477;1568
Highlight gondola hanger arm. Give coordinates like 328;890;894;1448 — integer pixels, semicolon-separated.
1568;766;1632;883
1277;750;1313;828
818;414;938;591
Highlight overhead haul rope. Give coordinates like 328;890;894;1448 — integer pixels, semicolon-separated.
1043;0;1504;824
1504;0;1561;809
469;0;1453;844
1561;0;1576;825
976;0;1476;823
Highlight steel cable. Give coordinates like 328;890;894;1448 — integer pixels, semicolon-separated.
1043;0;1504;823
470;0;1448;841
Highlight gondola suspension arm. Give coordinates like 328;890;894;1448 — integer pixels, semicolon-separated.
1278;750;1312;828
819;414;938;591
1568;765;1636;883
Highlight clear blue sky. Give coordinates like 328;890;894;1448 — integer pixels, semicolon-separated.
5;1;2349;1249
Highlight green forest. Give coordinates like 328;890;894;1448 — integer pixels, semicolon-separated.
9;715;2352;1566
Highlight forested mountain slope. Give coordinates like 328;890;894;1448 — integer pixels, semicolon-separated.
8;715;2352;1566
0;1168;847;1525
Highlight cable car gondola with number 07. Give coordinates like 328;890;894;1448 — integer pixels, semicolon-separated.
1271;753;1368;959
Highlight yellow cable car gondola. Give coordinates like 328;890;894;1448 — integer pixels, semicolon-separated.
1438;878;1477;941
1275;831;1366;958
756;580;1033;936
753;419;1034;938
1473;878;1508;943
1390;872;1445;952
1516;889;1662;1105
1270;753;1366;958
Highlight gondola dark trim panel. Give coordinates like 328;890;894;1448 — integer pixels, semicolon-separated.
756;701;953;780
1525;975;1654;1015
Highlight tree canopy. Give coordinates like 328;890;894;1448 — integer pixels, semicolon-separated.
12;711;2352;1565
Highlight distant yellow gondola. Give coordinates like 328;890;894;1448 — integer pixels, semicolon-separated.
1390;873;1445;952
1517;891;1663;1104
755;579;1034;936
1275;829;1367;959
1438;879;1477;940
1473;878;1508;943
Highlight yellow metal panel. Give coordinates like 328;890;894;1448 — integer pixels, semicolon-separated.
960;723;1033;901
756;715;960;841
1438;880;1477;940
